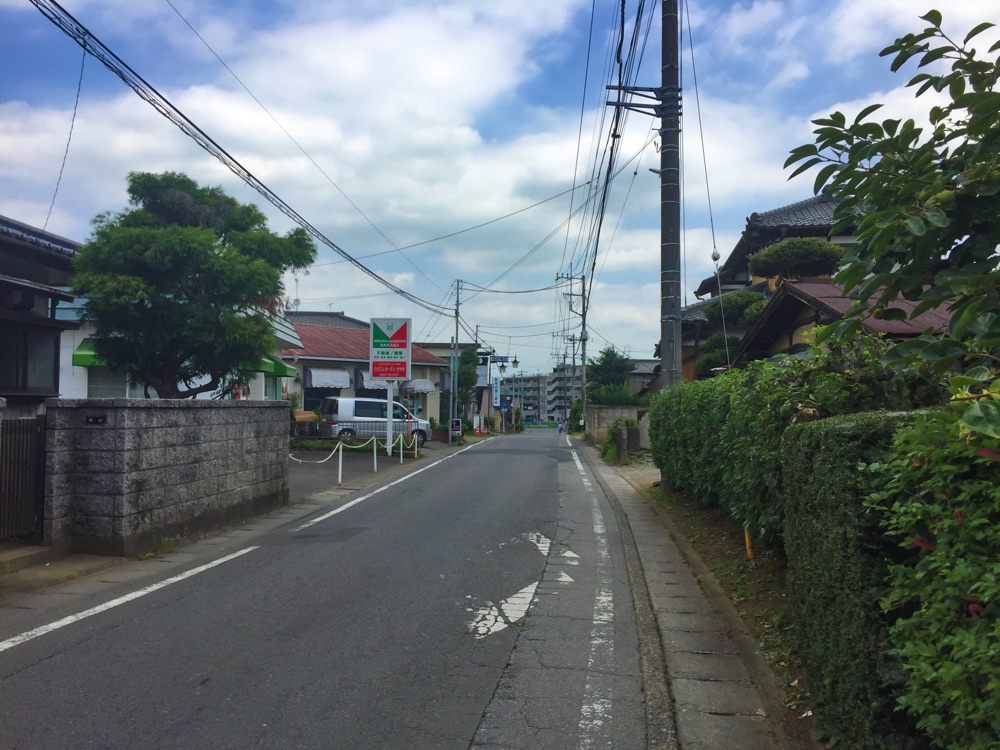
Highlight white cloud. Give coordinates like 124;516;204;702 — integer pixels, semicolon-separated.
4;0;995;374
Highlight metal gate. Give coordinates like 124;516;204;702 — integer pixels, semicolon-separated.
0;416;45;542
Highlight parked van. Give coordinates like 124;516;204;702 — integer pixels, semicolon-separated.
318;397;431;445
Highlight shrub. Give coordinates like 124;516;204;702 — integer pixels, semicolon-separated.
703;290;768;328
694;332;741;379
783;412;922;749
719;330;943;548
590;382;641;405
741;297;768;327
600;417;634;463
649;374;737;506
747;236;843;280
866;406;1000;749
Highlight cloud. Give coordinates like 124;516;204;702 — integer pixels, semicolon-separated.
5;0;995;374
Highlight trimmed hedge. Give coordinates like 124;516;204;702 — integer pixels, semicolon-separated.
783;411;924;749
649;375;735;506
866;408;1000;749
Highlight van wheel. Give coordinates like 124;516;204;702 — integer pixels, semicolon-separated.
339;428;355;439
414;430;426;447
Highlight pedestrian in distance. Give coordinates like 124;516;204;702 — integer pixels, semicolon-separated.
557;421;563;435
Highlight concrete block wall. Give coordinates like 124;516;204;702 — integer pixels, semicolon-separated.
585;405;649;449
44;399;289;556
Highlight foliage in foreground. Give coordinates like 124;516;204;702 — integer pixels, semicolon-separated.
865;394;1000;749
787;10;1000;406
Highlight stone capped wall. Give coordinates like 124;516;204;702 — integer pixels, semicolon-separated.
44;399;289;556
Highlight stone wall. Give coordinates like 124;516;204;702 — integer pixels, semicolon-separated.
44;399;289;556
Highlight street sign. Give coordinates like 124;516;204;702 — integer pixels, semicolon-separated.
370;318;411;380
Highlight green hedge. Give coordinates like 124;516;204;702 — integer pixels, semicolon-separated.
649;375;735;506
866;408;1000;749
783;411;923;749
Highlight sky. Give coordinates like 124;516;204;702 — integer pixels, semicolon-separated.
2;0;998;375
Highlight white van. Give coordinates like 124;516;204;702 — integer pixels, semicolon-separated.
318;397;431;445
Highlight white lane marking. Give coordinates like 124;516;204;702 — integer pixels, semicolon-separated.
469;581;539;639
0;546;260;654
527;532;551;556
293;440;485;532
556;571;575;583
572;449;616;749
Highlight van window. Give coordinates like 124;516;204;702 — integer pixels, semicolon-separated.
355;401;385;419
321;398;338;416
392;404;410;419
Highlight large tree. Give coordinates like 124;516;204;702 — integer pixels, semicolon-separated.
73;171;316;398
588;346;635;388
587;347;638;405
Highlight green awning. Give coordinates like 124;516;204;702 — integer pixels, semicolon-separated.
259;355;297;378
72;338;106;367
74;341;296;378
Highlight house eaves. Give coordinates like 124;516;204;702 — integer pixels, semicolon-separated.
730;278;950;365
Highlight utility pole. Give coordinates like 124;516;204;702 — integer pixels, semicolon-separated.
606;0;682;389
559;272;589;426
451;280;460;446
579;274;588;430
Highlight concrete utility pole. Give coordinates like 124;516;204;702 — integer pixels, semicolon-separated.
451;280;460;446
559;272;589;426
606;0;682;389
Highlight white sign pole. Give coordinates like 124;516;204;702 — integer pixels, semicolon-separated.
386;380;394;457
370;318;411;458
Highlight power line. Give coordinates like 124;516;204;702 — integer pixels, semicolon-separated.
31;0;451;316
161;0;447;294
309;182;590;269
44;45;85;231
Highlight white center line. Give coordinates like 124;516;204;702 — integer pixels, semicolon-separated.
0;546;259;654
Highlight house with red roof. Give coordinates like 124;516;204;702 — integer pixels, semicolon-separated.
281;323;448;421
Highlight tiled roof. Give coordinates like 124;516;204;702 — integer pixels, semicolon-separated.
681;297;713;321
731;278;950;364
282;324;447;365
0;214;79;257
786;279;950;336
285;310;369;329
748;192;838;229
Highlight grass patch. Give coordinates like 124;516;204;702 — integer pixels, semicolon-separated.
139;537;178;560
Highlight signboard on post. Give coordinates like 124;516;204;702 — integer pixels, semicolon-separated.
370;318;411;380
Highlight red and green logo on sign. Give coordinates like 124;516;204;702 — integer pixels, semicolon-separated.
370;318;411;380
372;321;408;349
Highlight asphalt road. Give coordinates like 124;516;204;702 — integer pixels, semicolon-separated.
0;430;646;749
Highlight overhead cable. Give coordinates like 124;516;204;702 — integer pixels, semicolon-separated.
30;0;450;316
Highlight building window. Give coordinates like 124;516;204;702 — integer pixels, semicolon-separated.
86;367;148;398
0;330;58;395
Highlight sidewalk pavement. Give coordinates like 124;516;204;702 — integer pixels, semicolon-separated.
1;434;797;748
577;440;797;749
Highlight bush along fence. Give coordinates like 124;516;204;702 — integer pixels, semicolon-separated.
647;329;999;749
